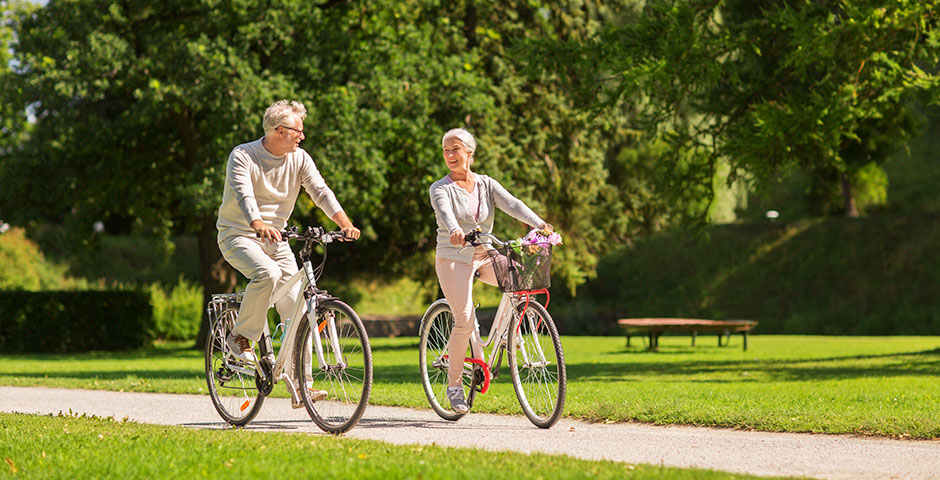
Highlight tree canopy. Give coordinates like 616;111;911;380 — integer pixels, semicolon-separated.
522;0;940;217
3;0;938;348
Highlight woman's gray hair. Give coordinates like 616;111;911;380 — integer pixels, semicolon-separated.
442;128;477;160
263;100;307;136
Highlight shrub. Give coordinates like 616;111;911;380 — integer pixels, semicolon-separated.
148;277;202;341
0;227;72;290
0;291;154;352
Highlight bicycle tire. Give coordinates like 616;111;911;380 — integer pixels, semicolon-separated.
418;300;478;421
294;299;372;434
507;300;566;428
204;305;265;426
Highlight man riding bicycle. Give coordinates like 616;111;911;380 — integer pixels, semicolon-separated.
216;99;360;406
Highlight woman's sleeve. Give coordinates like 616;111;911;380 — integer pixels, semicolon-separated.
300;153;343;219
488;177;545;228
228;150;262;224
429;184;461;233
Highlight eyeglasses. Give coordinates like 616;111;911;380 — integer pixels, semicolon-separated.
279;125;304;136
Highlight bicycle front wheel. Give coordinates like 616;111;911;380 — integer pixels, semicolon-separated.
205;305;265;426
418;300;477;421
507;300;566;428
294;299;372;434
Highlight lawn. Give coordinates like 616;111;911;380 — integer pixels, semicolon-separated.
2;335;939;438
0;412;784;479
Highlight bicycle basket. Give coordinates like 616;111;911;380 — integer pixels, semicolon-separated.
486;242;552;292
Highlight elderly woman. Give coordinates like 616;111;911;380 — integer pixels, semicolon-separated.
429;128;552;413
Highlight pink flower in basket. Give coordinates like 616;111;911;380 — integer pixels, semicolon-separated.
523;229;563;246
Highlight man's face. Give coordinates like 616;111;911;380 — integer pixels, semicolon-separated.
278;115;305;153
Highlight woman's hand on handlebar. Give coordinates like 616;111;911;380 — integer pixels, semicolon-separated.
449;228;465;246
251;220;282;243
539;223;554;234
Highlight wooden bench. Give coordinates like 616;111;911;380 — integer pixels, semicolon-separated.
617;318;757;351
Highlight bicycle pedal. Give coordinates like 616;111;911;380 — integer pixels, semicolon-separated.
472;368;486;391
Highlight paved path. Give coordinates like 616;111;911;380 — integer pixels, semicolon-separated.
2;386;939;479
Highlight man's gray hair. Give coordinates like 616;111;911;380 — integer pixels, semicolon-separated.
442;128;477;155
263;100;307;136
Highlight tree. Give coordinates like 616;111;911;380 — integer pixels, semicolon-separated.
521;0;940;219
0;1;30;160
1;0;667;351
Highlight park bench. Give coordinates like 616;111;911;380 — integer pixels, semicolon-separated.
617;318;757;351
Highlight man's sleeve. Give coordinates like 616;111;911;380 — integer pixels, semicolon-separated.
300;153;343;219
229;149;263;224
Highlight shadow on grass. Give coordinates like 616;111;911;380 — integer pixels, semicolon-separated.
566;348;940;382
369;341;421;352
0;369;203;381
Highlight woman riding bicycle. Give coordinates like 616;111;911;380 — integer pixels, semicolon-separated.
429;128;552;414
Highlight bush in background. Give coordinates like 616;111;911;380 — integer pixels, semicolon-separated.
148;277;202;341
0;227;76;290
0;291;154;352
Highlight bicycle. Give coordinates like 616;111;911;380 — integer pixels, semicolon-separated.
418;229;567;428
204;226;372;433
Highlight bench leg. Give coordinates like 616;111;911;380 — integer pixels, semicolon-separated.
626;334;631;348
743;332;748;351
692;330;697;347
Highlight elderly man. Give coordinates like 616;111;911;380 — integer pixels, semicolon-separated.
216;99;360;405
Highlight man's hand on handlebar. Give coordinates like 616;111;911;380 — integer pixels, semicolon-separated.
251;220;282;243
338;225;360;241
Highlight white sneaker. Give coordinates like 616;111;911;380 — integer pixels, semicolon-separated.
292;387;328;409
447;386;469;414
225;332;256;363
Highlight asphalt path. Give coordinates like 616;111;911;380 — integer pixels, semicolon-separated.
2;386;939;479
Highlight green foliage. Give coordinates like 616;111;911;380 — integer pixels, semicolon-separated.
551;214;940;335
29;226;200;288
147;277;202;341
0;0;659;298
0;227;72;290
521;0;940;219
0;291;154;352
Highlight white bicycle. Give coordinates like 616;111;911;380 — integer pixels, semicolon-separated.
205;226;372;433
418;230;567;428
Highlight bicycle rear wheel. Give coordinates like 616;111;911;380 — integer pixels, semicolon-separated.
507;300;566;428
294;299;372;434
418;300;478;421
204;304;265;426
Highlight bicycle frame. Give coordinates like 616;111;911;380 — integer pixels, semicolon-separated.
213;237;346;405
454;286;551;395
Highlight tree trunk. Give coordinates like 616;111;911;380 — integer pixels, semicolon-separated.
840;172;859;218
194;216;238;349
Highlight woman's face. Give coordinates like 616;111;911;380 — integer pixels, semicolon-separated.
442;137;472;173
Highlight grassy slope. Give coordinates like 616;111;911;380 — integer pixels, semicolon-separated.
554;214;940;335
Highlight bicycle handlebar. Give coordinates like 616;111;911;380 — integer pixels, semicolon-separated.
257;226;352;243
463;229;507;248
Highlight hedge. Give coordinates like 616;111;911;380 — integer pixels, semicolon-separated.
0;291;154;353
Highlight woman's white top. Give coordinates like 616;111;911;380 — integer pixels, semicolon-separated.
429;173;544;264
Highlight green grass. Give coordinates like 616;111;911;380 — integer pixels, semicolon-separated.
0;413;780;480
3;335;939;439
